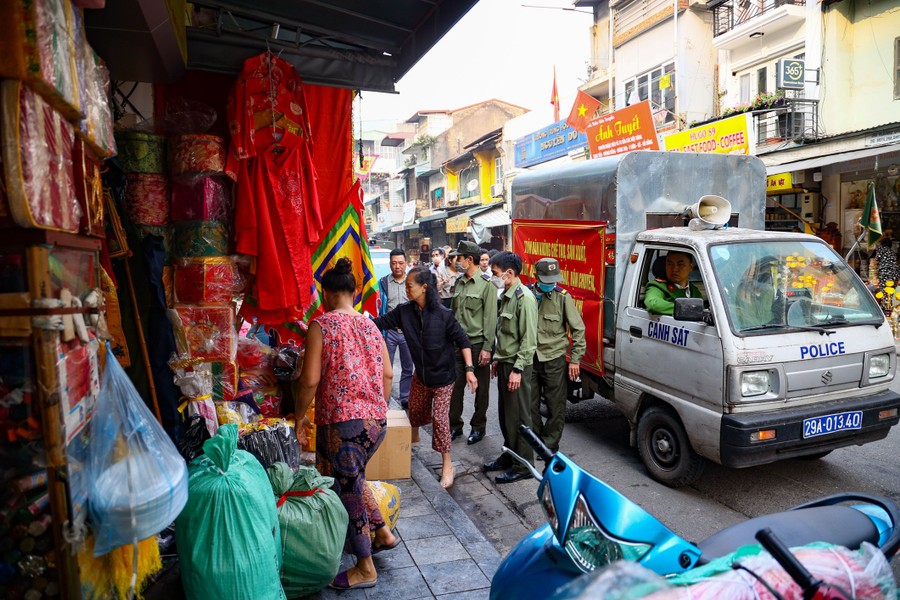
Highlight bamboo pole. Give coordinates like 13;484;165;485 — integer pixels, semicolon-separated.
122;258;163;424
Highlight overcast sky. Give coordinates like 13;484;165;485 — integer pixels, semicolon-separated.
357;0;594;132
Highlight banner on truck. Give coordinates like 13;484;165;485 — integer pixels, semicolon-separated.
512;219;607;376
586;100;659;160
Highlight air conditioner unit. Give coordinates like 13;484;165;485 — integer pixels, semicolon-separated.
490;183;504;198
447;189;459;205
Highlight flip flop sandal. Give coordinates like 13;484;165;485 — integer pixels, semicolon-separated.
329;570;378;590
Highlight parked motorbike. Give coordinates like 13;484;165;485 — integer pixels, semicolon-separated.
489;425;900;600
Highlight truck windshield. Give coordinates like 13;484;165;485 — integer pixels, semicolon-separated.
709;240;884;335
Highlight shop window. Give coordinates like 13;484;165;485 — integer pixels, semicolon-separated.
740;74;751;103
623;62;675;123
459;167;479;200
494;156;503;185
757;66;767;95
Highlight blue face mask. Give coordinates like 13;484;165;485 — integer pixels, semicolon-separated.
537;282;556;293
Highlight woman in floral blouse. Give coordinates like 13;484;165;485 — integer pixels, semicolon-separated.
295;258;397;590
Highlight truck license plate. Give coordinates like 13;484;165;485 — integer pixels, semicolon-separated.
802;411;863;439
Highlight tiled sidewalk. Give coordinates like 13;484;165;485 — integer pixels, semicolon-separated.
313;451;501;599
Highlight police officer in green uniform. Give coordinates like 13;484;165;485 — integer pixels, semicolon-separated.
483;251;538;484
449;240;498;444
529;257;586;453
644;250;702;316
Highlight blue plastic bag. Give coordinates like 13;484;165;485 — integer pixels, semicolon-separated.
88;345;188;556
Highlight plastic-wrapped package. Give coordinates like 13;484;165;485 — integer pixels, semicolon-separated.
74;139;105;237
115;131;166;174
1;80;80;232
173;220;230;257
168;305;237;363
174;256;242;306
163;98;218;135
75;42;116;159
170;356;219;438
236;336;277;372
216;400;259;426
170;134;227;175
170;173;232;223
237;420;300;469
368;481;401;537
555;542;897;600
88;346;189;556
176;425;286;600
0;0;82;121
123;173;169;226
211;360;239;401
267;463;348;598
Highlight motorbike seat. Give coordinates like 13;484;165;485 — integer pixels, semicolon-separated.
695;505;880;564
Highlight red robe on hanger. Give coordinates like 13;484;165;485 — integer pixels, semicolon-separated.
226;52;323;324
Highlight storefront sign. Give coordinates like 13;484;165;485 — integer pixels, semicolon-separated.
867;129;900;147
586;100;659;159
514;119;589;169
512;219;606;375
402;200;417;225
446;215;469;234
766;172;793;193
664;113;754;155
776;58;805;90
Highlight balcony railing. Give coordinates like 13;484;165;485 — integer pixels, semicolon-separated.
711;0;805;37
751;96;819;146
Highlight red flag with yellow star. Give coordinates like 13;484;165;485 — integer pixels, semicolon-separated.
566;89;602;133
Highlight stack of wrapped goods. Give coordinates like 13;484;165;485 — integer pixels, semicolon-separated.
164;133;247;426
0;1;140;598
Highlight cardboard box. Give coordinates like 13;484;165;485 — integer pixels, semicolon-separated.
366;410;411;480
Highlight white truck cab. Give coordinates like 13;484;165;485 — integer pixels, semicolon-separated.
511;151;900;486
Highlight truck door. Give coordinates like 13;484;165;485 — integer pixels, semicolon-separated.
616;247;725;450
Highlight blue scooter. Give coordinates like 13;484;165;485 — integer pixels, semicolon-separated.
490;425;900;600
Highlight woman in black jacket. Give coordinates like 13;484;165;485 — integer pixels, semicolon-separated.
374;266;477;488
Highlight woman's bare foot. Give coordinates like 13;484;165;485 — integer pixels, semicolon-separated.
440;464;455;488
440;452;455;488
411;426;420;444
344;562;377;587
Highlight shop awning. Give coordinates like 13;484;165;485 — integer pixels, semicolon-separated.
184;1;480;92
391;223;419;233
762;140;900;174
470;206;510;244
471;206;511;229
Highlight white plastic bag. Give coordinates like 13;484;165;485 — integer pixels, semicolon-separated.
88;345;188;556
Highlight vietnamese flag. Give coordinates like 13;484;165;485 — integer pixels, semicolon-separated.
566;89;602;133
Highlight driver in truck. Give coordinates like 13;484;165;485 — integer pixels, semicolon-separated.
645;251;703;316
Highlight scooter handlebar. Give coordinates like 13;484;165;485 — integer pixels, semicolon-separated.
755;528;822;597
518;424;555;463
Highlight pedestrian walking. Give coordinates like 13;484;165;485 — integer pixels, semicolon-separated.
483;251;538;484
431;247;457;308
448;240;498;445
528;257;586;453
294;258;398;590
378;249;414;408
373;267;477;488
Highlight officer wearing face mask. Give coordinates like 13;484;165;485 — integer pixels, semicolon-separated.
528;258;586;453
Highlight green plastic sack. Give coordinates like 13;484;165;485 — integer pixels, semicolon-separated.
267;463;349;598
175;424;286;600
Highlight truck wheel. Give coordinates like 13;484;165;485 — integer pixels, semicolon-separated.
637;406;705;488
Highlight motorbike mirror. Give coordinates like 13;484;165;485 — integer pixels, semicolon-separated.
501;446;542;480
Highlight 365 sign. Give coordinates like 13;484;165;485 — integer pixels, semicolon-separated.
777;58;805;90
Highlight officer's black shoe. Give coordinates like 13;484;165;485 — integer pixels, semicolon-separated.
483;457;511;472
466;431;485;445
450;429;463;441
495;470;530;484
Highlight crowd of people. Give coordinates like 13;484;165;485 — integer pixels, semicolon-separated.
296;241;587;590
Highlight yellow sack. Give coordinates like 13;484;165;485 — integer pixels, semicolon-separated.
78;535;162;600
367;480;400;537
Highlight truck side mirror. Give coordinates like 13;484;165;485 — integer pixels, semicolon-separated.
674;297;708;323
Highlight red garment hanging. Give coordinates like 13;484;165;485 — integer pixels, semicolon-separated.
226;53;323;322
